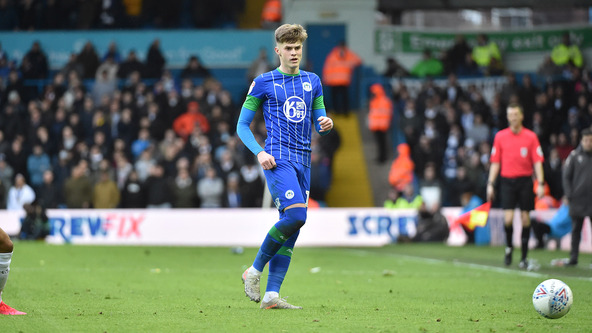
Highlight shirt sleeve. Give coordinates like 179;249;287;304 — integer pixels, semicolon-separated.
490;133;500;163
531;134;544;163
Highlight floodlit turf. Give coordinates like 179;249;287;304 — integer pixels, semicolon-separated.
1;242;591;332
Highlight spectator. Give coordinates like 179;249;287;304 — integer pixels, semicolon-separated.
77;41;100;80
171;167;199;208
91;68;117;105
222;172;241;208
19;202;49;240
118;50;143;79
383;57;408;79
247;48;273;82
173;101;210;140
322;40;362;116
309;149;331;205
144;39;165;79
26;144;51;191
5;139;27;179
144;163;172;208
120;170;146;208
197;166;224;208
63;164;93;208
410;49;444;78
550;32;583;72
238;156;264;208
93;169;120;208
20;41;48;79
443;34;472;76
6;173;36;211
180;55;211;80
471;33;503;76
36;169;60;209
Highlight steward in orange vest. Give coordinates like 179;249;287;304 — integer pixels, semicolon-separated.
368;83;393;163
261;0;282;29
322;41;362;115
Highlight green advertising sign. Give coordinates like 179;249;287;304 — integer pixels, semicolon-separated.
375;26;592;54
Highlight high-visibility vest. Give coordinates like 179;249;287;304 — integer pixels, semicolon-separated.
472;42;500;67
322;46;362;86
261;0;282;22
368;84;393;131
551;44;583;67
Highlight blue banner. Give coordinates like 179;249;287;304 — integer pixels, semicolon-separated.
0;30;275;69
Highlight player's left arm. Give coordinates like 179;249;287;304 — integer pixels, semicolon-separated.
312;96;333;135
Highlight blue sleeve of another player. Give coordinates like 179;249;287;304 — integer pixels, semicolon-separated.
236;107;264;156
312;108;331;137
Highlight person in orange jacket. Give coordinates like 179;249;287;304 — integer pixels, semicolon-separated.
388;143;415;192
322;40;362;116
261;0;282;29
172;101;210;140
368;83;393;163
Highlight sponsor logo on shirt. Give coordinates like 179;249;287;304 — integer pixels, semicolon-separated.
283;96;306;123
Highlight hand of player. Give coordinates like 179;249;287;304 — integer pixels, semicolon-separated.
257;151;277;170
317;116;333;132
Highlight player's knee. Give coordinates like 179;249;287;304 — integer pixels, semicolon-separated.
286;206;307;228
0;237;13;253
277;207;307;236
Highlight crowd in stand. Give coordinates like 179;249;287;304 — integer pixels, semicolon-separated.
0;37;339;211
0;0;246;30
385;52;591;212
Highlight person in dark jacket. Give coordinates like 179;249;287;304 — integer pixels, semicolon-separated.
562;128;592;266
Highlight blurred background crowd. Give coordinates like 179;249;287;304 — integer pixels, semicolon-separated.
0;0;590;216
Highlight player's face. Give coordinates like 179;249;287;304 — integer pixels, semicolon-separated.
275;42;302;72
506;107;523;127
581;134;592;152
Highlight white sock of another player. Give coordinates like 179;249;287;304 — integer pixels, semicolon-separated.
263;291;279;303
0;252;12;303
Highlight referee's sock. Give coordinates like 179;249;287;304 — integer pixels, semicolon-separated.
521;225;531;260
504;225;513;249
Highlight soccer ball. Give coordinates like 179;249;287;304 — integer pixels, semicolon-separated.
532;279;573;319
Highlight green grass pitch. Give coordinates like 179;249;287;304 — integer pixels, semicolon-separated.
1;242;590;332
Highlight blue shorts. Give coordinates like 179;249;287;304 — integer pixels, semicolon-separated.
264;159;310;212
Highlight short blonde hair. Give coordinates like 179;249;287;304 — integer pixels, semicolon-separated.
275;24;308;44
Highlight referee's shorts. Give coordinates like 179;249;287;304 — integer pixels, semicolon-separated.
500;176;534;211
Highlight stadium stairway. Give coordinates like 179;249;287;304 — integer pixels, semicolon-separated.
325;113;375;207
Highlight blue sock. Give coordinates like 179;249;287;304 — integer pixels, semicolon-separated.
252;208;306;272
253;226;285;272
267;230;299;293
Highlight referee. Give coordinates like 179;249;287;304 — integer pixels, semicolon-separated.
487;103;545;268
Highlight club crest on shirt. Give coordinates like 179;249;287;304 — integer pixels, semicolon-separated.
520;147;528;157
303;82;312;92
283;96;307;123
285;190;295;199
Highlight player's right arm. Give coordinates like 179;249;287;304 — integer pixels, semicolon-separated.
236;94;276;170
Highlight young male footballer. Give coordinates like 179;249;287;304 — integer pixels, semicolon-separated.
237;23;333;309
